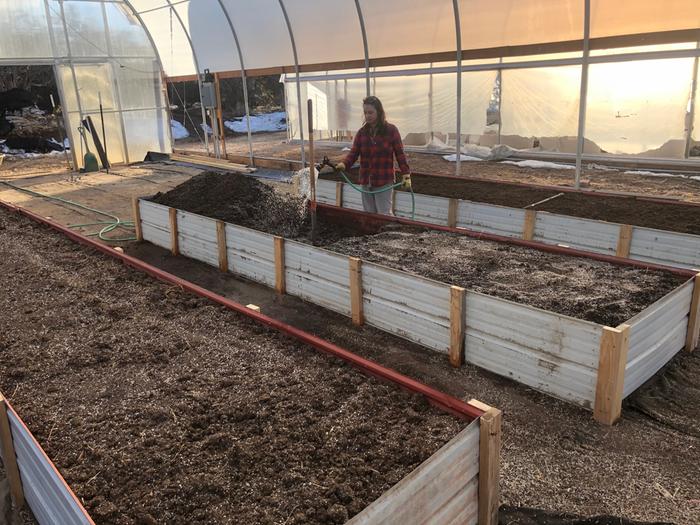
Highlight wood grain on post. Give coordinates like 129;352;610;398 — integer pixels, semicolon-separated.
0;395;24;509
476;404;501;525
447;198;458;228
335;181;343;207
214;72;227;157
616;224;633;258
132;197;143;241
594;324;630;425
349;257;364;326
169;208;179;256
449;286;466;367
216;220;228;272
522;209;537;241
274;236;286;294
685;273;700;352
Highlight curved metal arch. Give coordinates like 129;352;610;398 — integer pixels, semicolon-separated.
452;0;462;177
354;0;371;97
215;0;254;166
277;0;306;167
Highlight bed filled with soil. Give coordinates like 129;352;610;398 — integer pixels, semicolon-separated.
151;172;686;327
0;208;466;525
320;171;700;235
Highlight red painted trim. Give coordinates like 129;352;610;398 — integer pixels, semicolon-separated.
317;203;697;279
3;398;96;524
0;199;484;422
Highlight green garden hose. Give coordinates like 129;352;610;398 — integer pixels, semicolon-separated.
0;180;136;242
337;170;416;220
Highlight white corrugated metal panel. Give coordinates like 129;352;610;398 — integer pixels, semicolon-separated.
533;212;619;255
284;241;351;316
629;227;700;270
362;263;451;353
465;292;603;407
623;280;693;398
8;410;92;525
456;201;526;238
139;199;171;250
395;192;450;226
348;420;479;525
316;179;336;205
341;183;364;211
176;210;219;268
224;223;276;287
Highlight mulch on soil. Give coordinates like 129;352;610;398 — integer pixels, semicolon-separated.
0;209;466;525
152;172;686;327
320;171;700;235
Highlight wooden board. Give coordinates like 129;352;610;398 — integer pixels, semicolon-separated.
616;224;633;258
447;198;458;228
349;257;364;326
132;197;143;242
478;407;501;525
335;181;343;207
170;154;255;174
449;286;466;367
168;208;179;256
0;395;24;508
216;220;228;272
522;209;537;241
685;273;700;352
594;324;630;425
274;236;286;294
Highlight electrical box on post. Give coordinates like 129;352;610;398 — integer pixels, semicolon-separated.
200;69;217;109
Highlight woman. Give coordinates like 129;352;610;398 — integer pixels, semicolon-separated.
335;96;411;215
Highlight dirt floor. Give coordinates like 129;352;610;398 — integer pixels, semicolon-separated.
176;134;700;203
0;207;469;524
151;171;686;327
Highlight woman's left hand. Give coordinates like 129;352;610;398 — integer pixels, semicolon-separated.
401;173;412;190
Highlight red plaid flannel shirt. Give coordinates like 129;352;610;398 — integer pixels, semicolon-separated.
343;123;410;187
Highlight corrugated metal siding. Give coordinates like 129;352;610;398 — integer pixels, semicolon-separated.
629;227;700;270
8;410;92;525
139;200;171;250
225;224;276;288
623;279;693;398
465;292;602;407
176;210;219;268
316;179;336;205
395;192;450;226
341;183;364;211
348;420;479;525
284;241;351;316
362;263;451;353
533;212;619;254
456;201;525;238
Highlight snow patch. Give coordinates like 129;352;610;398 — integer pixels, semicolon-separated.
225;111;287;133
442;154;483;162
171;120;189;140
624;170;685;179
502;160;576;170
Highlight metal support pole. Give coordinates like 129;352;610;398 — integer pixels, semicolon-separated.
685;42;699;159
354;0;371;97
575;0;591;188
164;0;209;156
497;62;503;144
278;0;305;167
453;0;463;177
215;0;254;166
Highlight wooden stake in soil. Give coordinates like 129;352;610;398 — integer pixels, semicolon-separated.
132;197;143;242
467;400;501;525
335;181;343;207
685;273;700;352
214;72;227;157
216;220;228;272
169;208;179;256
594;324;630;425
447;198;458;228
349;257;364;326
274;236;286;294
616;224;633;258
449;286;466;367
0;395;24;509
522;209;537;241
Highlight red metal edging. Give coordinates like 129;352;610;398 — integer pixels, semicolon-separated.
0;199;483;422
317;203;697;279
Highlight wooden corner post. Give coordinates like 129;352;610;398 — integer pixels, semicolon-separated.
0;395;24;509
132;197;143;242
349;257;364;326
468;399;501;525
449;286;466;367
616;224;633;258
168;208;179;256
447;198;458;228
594;324;630;425
685;273;700;352
216;220;228;272
274;236;286;294
335;181;343;207
522;209;537;241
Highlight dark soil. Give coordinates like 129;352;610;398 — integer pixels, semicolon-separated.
320;171;700;235
0;208;465;524
152;172;686;327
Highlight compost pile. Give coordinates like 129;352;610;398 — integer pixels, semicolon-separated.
0;209;465;524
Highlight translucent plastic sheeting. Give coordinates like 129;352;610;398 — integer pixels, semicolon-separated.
123;108;170;162
500;66;581;152
585;58;694;156
591;0;700;39
105;2;157;58
57;63;117;114
115;58;165;110
137;4;196;78
62;0;109;58
65;109;127;166
0;0;52;59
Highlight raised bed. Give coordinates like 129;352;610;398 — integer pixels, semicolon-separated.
0;200;501;525
317;179;700;271
135;197;700;425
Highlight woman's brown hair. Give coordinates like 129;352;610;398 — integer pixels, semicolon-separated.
363;96;387;136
